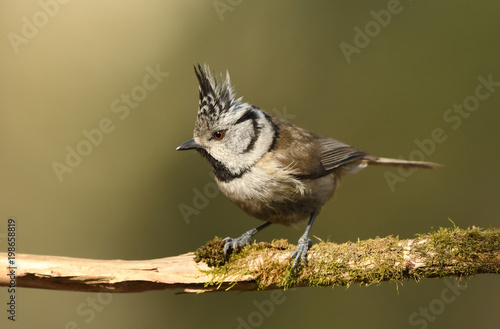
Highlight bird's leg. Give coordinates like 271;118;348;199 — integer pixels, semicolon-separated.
223;221;272;256
290;213;317;268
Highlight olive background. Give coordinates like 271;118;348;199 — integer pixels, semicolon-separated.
1;1;499;328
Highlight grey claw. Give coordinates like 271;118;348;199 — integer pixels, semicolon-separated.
222;232;252;256
290;235;312;268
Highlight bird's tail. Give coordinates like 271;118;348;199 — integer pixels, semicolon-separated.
364;155;441;169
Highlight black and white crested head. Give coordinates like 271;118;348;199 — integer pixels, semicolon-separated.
195;64;240;124
190;64;278;182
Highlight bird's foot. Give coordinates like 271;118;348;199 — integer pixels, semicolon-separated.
222;228;257;256
290;235;313;268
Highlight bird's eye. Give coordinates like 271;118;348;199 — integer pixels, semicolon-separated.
213;131;225;140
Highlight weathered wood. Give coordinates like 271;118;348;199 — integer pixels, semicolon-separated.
0;252;254;293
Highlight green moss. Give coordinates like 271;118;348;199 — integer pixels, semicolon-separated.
194;237;226;267
193;226;500;291
414;226;500;278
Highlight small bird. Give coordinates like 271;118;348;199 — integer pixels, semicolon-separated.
177;64;440;267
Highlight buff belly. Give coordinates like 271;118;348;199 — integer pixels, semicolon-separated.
216;165;337;226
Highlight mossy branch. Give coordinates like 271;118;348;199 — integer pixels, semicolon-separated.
194;226;500;291
1;226;498;293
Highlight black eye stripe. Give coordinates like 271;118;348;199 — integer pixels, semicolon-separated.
235;109;258;125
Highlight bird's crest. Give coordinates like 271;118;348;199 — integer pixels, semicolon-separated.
194;64;242;125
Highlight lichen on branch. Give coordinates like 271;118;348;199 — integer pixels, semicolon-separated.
194;226;500;290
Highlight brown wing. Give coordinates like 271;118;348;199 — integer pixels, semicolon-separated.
318;138;368;172
267;113;368;179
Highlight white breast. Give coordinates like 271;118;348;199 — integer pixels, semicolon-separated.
215;154;337;225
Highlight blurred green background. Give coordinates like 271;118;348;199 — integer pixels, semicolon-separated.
1;1;499;328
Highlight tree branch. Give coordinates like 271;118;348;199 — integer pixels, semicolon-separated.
1;226;499;293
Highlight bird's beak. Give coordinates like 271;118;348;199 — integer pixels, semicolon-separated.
176;139;199;151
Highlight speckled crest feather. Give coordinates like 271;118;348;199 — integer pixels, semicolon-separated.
194;64;241;128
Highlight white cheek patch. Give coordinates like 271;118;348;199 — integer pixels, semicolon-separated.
230;120;256;154
208;110;274;176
